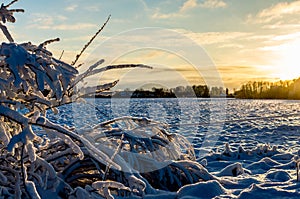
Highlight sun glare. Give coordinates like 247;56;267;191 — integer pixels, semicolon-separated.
273;39;300;80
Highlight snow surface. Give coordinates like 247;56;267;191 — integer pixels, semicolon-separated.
45;98;300;198
1;1;300;197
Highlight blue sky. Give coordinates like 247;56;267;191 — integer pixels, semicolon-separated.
3;0;300;90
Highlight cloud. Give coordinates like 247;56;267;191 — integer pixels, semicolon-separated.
27;13;68;29
175;29;251;45
65;4;78;11
180;0;198;12
31;21;97;30
262;22;300;29
218;43;244;49
30;14;55;26
248;1;300;24
258;1;300;22
152;12;183;19
152;0;226;19
271;32;300;42
43;23;97;30
83;5;101;12
199;0;227;9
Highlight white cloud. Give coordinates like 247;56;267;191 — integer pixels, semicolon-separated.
84;5;101;12
152;0;226;19
199;0;226;9
272;32;300;41
30;14;55;26
176;29;250;45
218;43;244;49
263;23;300;29
180;0;198;13
39;23;97;30
64;35;110;42
27;12;98;31
27;14;68;29
248;1;300;24
259;1;300;22
65;4;78;11
152;11;183;19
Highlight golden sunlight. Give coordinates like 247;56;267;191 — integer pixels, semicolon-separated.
273;38;300;80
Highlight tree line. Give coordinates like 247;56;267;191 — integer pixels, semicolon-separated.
95;77;300;99
103;85;232;98
234;78;300;99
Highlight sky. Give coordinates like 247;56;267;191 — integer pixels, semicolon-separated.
2;0;300;90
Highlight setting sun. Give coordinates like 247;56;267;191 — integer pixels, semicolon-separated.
269;38;300;80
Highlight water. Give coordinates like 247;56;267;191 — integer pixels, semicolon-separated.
47;98;300;154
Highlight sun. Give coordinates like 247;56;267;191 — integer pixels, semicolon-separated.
273;38;300;80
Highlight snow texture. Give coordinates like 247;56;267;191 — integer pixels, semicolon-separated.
1;1;300;199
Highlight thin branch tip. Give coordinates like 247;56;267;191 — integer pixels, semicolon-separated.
71;15;111;66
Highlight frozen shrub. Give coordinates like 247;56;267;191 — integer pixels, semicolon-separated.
0;1;211;198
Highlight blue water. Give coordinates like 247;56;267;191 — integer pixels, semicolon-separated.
47;98;300;154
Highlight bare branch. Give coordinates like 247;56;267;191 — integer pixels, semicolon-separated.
75;80;119;99
59;50;64;60
70;63;152;91
5;0;19;8
71;15;111;66
78;63;152;82
39;38;60;48
69;59;105;89
0;23;14;42
7;9;24;13
31;117;121;170
0;104;28;125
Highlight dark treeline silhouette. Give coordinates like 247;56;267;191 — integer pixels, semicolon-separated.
234;78;300;99
93;78;300;99
95;85;233;98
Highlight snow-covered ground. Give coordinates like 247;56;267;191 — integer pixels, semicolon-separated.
1;1;300;198
47;98;300;198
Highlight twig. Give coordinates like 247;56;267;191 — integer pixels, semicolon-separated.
39;38;60;48
21;144;32;199
71;15;111;66
297;161;299;182
103;134;124;180
6;0;18;8
69;63;151;92
59;50;64;60
0;23;14;42
75;63;83;69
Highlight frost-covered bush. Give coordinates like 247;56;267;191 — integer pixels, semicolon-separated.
0;1;212;198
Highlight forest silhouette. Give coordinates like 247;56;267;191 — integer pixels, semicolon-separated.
234;78;300;99
100;77;300;99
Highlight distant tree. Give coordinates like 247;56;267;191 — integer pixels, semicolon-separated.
235;78;300;99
